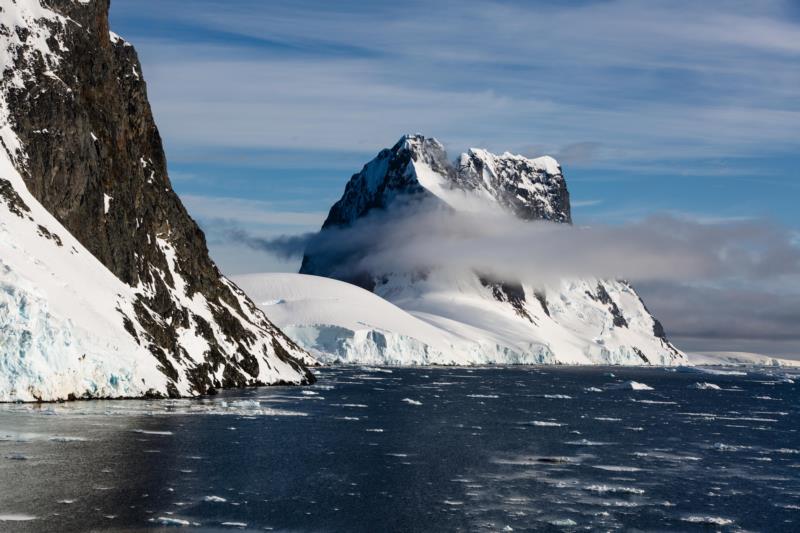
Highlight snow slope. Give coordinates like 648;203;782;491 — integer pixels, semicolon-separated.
236;273;461;365
238;272;684;366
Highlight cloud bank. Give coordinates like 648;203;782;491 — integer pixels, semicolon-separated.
234;199;800;286
230;200;800;357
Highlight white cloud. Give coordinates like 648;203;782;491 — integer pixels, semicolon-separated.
123;0;800;170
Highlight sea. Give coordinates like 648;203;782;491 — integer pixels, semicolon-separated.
0;365;798;532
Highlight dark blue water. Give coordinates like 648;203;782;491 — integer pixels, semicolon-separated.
0;366;798;532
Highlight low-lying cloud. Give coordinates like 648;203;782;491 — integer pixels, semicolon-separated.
227;197;800;357
231;198;800;287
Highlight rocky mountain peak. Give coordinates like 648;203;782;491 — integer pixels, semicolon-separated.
313;133;570;233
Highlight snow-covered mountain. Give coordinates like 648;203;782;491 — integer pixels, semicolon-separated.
288;134;686;365
0;0;314;401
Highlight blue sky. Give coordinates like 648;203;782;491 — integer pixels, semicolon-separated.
110;0;800;270
108;0;800;356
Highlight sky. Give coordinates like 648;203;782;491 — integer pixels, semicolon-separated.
109;0;800;357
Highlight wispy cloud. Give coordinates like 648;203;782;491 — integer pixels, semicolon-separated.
118;0;800;170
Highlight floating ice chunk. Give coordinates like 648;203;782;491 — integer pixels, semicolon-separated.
227;400;260;409
607;381;653;391
203;496;227;503
692;382;721;390
681;516;733;526
401;398;422;406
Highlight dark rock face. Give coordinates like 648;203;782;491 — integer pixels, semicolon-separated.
2;0;314;394
455;149;571;224
479;277;535;323
315;135;451;231
591;282;629;328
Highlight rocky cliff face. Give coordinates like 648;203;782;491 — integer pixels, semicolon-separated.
0;0;315;400
310;135;570;231
301;134;685;365
455;148;571;224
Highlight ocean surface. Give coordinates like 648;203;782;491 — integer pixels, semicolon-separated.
0;366;798;532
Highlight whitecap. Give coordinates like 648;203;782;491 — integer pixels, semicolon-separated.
527;421;565;427
152;517;191;526
593;465;642;472
584;484;644;495
204;495;227;502
0;514;37;521
692;382;721;390
401;398;422;406
681;516;734;526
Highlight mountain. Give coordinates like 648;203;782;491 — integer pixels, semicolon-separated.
0;0;314;401
290;134;686;365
